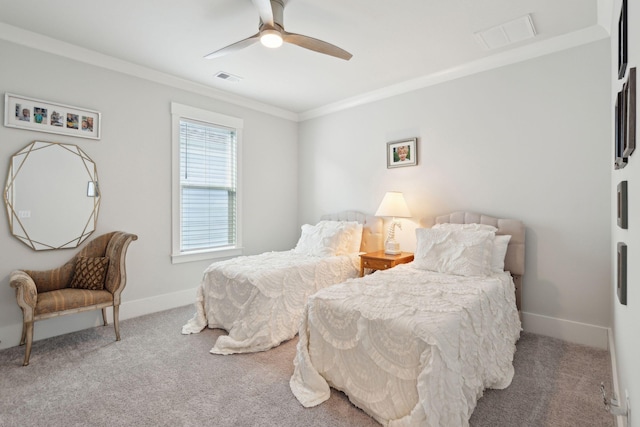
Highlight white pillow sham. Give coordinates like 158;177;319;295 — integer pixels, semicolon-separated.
491;234;511;272
294;220;363;257
349;223;364;253
414;228;494;276
339;222;363;254
432;223;511;272
294;223;341;257
316;221;363;254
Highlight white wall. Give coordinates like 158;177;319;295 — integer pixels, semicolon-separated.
611;0;640;424
0;39;299;349
0;18;620;377
298;40;612;347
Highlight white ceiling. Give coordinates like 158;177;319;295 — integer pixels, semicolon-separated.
0;0;609;118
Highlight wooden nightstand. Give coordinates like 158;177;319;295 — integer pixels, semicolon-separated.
359;250;414;277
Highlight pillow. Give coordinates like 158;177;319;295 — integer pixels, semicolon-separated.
294;220;364;257
294;224;328;256
317;220;363;255
432;224;510;272
294;223;343;257
432;222;498;233
69;256;110;290
491;234;511;272
345;222;364;253
413;228;494;276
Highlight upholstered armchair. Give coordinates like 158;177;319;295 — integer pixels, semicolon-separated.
9;231;138;366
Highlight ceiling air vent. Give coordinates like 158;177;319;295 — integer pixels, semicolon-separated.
214;71;243;83
474;14;536;50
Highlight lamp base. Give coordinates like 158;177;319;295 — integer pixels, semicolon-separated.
384;240;401;255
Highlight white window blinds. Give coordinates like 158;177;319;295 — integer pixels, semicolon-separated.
179;119;237;252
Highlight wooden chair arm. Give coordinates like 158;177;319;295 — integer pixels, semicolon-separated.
105;232;138;304
9;270;37;321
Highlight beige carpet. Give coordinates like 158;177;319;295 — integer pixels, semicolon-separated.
0;305;614;426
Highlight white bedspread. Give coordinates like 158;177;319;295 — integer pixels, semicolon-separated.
181;250;360;354
290;263;521;426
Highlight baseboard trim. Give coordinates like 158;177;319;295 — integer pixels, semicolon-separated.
521;311;609;349
0;287;199;350
608;329;627;427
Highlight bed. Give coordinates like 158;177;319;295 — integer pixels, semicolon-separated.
290;211;525;426
181;211;383;355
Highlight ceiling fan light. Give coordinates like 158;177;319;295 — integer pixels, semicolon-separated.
260;29;283;48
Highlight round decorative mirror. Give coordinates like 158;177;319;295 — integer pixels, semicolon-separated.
3;141;100;250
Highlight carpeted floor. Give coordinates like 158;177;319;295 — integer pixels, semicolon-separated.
0;305;615;426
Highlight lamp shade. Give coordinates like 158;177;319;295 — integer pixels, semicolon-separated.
375;192;411;218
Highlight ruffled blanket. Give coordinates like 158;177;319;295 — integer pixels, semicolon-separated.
182;250;360;354
290;264;521;426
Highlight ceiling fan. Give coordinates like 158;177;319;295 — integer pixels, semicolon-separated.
204;0;352;61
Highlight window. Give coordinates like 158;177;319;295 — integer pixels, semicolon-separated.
171;103;242;263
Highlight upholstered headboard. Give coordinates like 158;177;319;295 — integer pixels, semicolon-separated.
421;211;525;311
320;211;384;253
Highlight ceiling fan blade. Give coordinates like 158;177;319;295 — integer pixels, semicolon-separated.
204;33;260;59
283;32;352;61
252;0;275;26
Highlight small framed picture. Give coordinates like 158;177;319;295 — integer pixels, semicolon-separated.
617;242;627;305
615;89;628;169
4;93;101;140
618;0;628;80
387;138;417;168
623;68;636;157
617;181;628;229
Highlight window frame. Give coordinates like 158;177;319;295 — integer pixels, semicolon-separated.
171;102;243;264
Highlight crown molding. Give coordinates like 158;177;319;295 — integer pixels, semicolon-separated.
0;23;299;122
0;17;611;124
597;0;615;34
299;24;610;121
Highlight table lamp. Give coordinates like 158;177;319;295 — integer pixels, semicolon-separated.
375;191;411;254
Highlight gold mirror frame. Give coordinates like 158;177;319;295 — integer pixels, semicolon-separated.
3;141;100;250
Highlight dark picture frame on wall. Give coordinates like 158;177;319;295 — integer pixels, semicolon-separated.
623;68;636;157
619;0;628;80
617;242;627;305
618;181;628;229
615;68;637;169
615;89;628;169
